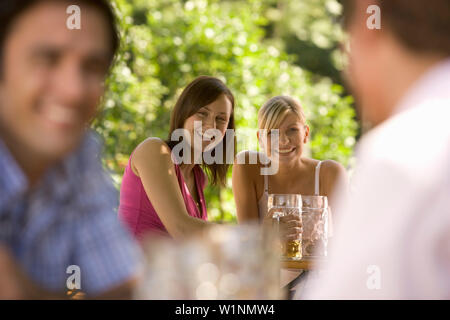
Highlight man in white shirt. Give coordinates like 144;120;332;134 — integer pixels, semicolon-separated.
300;0;450;299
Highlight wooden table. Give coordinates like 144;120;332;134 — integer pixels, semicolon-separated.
280;257;325;271
280;257;326;296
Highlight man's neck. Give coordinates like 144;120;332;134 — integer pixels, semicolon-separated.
371;39;447;127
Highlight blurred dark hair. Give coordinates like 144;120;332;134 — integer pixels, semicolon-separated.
0;0;119;74
341;0;450;56
166;76;236;187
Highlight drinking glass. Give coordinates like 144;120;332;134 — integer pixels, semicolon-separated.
135;224;283;299
301;195;329;257
268;194;302;260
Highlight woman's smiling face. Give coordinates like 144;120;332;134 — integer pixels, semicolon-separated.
262;111;309;164
183;93;232;153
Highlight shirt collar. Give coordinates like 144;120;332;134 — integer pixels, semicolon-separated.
0;139;28;211
0;130;101;210
356;58;450;160
393;58;450;116
41;130;103;200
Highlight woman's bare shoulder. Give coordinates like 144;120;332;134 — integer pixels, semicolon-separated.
320;159;346;175
134;137;172;157
132;138;173;170
318;160;348;191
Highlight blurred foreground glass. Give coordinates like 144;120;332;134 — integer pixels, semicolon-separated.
134;224;283;299
268;194;302;260
301;195;329;257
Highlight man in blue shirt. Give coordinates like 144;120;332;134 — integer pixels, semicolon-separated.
0;0;141;298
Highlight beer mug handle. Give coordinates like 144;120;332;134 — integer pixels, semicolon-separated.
327;206;333;238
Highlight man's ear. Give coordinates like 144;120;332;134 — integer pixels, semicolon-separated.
303;125;310;143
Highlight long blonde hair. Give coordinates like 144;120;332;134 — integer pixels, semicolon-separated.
258;96;306;131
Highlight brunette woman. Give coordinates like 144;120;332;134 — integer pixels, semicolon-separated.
119;76;236;239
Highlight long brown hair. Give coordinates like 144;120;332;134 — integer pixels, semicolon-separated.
166;76;236;186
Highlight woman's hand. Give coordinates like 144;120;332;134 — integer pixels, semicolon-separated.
279;213;303;241
263;208;302;242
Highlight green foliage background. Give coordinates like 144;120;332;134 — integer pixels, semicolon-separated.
93;0;358;223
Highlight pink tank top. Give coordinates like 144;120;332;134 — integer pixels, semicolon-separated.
118;152;208;239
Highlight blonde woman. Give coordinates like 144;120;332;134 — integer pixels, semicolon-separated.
232;95;348;298
233;96;347;223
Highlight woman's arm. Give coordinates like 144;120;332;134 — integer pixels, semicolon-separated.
232;151;260;223
321;160;349;210
320;160;349;237
132;138;210;239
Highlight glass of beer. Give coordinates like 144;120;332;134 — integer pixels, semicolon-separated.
268;194;302;260
301;195;329;257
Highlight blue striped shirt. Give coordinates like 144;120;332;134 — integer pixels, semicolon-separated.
0;131;141;296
